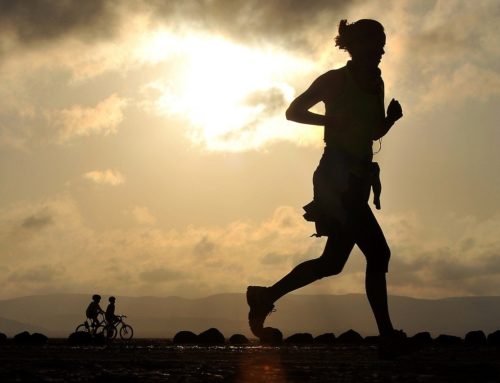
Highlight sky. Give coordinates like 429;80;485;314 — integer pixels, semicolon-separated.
0;0;499;300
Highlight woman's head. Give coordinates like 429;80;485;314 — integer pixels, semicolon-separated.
335;19;386;68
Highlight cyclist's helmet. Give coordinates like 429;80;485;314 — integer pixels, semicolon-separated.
109;296;116;302
92;294;101;301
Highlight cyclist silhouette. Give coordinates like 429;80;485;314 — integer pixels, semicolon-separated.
247;19;404;340
85;294;104;330
105;296;118;326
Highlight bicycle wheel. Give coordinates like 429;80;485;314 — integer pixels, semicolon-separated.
75;323;89;333
119;324;134;340
94;324;106;336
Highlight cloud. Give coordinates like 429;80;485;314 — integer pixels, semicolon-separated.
0;0;121;48
418;64;500;109
131;207;157;225
193;236;216;257
144;0;358;53
0;93;127;150
1;194;500;299
7;264;63;283
21;211;53;230
83;170;125;186
261;252;288;266
53;94;127;142
378;0;500;112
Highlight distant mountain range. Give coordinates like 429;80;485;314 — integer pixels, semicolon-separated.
0;293;499;338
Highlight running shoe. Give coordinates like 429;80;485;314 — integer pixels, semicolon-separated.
246;286;275;337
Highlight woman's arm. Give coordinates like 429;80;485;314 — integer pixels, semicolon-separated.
285;71;341;126
373;98;403;140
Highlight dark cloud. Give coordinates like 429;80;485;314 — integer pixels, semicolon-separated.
460;237;476;253
145;0;362;52
244;87;287;116
139;268;182;283
0;0;361;50
21;212;53;230
387;246;500;294
0;0;121;46
217;87;288;143
193;236;216;256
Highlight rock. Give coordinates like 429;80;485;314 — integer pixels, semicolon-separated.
259;327;283;345
313;333;336;345
487;330;500;346
363;336;380;344
173;330;198;344
0;332;7;343
68;331;93;345
465;330;486;346
93;332;106;345
198;328;225;345
411;332;433;344
13;331;32;344
285;333;314;344
435;334;462;346
229;334;249;345
337;329;363;343
30;333;48;345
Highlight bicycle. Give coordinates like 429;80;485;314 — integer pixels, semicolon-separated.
104;315;134;340
75;312;106;335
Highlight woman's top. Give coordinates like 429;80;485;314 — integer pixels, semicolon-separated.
323;61;385;176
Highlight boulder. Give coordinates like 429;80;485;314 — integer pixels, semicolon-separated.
487;330;500;346
198;328;225;345
285;333;314;344
0;332;7;343
13;331;32;344
435;334;462;346
229;334;249;345
30;333;48;345
313;333;336;345
259;327;283;345
93;332;106;345
337;329;363;343
464;330;486;346
173;330;198;344
363;336;380;344
411;332;433;344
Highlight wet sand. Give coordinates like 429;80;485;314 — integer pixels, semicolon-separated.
1;339;499;382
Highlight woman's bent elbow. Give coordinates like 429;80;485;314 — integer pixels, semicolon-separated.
285;108;299;121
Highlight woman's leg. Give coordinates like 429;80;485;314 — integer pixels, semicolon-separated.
354;206;394;336
247;234;354;336
365;270;393;336
267;234;355;304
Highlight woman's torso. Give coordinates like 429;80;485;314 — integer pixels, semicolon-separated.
323;63;385;174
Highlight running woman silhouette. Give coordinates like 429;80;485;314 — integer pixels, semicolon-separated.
247;19;404;339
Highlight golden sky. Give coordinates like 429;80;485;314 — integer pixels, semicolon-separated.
0;0;499;299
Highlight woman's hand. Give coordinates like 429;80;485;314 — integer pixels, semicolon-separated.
387;98;403;123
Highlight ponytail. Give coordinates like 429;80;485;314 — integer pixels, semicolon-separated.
334;19;352;51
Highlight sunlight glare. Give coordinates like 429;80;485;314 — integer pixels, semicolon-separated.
139;30;319;151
